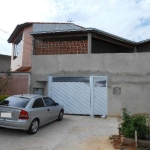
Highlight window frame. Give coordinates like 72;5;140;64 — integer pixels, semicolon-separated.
13;33;23;59
43;97;56;107
32;98;45;108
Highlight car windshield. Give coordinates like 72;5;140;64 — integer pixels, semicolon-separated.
0;96;30;108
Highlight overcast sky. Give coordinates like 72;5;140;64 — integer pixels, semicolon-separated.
0;0;150;55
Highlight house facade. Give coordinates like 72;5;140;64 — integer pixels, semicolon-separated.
8;22;150;116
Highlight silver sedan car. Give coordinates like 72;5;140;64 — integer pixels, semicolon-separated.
0;94;64;134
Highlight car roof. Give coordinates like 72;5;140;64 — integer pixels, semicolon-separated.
12;94;42;99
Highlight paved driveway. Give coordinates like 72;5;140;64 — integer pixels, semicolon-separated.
0;115;119;150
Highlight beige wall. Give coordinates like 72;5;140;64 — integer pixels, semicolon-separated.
31;53;150;116
11;54;22;71
11;26;32;71
22;26;32;69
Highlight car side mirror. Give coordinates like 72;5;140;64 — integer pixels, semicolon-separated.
50;103;59;106
55;103;59;106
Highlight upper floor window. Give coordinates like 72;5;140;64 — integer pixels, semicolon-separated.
13;34;23;59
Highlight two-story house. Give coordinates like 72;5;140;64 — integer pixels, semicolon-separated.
8;22;150;116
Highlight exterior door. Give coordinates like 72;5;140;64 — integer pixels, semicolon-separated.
32;98;48;124
43;97;57;120
93;77;107;115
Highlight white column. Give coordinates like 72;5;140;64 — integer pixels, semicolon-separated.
88;33;92;54
48;76;53;97
90;76;94;116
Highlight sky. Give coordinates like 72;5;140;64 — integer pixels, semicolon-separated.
0;0;150;55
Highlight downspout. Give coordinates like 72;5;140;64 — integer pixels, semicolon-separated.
29;38;35;94
32;39;36;55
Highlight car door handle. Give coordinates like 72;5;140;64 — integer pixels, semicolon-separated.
47;109;50;111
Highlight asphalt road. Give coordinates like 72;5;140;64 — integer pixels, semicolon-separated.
0;115;119;150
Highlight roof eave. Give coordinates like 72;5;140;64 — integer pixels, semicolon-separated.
8;23;33;43
30;29;136;45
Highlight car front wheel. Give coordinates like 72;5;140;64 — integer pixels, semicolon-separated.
58;110;64;121
28;119;39;134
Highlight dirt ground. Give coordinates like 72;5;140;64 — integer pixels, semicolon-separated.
110;135;150;150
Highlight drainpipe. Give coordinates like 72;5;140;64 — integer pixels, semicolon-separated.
30;39;35;94
32;40;36;55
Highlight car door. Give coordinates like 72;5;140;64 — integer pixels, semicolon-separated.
43;97;59;120
32;98;47;125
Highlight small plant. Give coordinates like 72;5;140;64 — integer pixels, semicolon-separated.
0;69;12;95
0;95;9;102
119;108;150;140
109;136;113;140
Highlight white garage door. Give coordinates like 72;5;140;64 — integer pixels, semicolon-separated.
48;76;107;116
50;77;91;115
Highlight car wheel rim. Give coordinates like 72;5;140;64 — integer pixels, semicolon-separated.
32;120;38;132
60;111;63;119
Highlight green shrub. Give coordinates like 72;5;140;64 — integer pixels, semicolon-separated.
0;95;9;102
119;109;150;140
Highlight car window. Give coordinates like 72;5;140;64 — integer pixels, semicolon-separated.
0;96;30;108
32;98;45;108
43;97;55;106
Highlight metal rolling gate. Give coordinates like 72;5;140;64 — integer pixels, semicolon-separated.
48;76;107;116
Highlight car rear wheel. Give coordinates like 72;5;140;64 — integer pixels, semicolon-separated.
28;119;39;134
58;110;64;121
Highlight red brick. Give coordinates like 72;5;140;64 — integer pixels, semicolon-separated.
35;40;88;55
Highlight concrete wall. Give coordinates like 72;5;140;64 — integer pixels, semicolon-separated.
0;73;30;96
0;55;11;71
31;53;150;116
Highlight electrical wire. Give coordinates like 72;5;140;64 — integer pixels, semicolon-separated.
0;37;33;51
0;37;7;42
0;28;33;46
0;29;10;35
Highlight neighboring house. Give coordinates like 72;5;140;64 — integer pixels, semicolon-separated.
0;54;11;71
0;54;30;96
0;72;30;96
8;22;150;116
